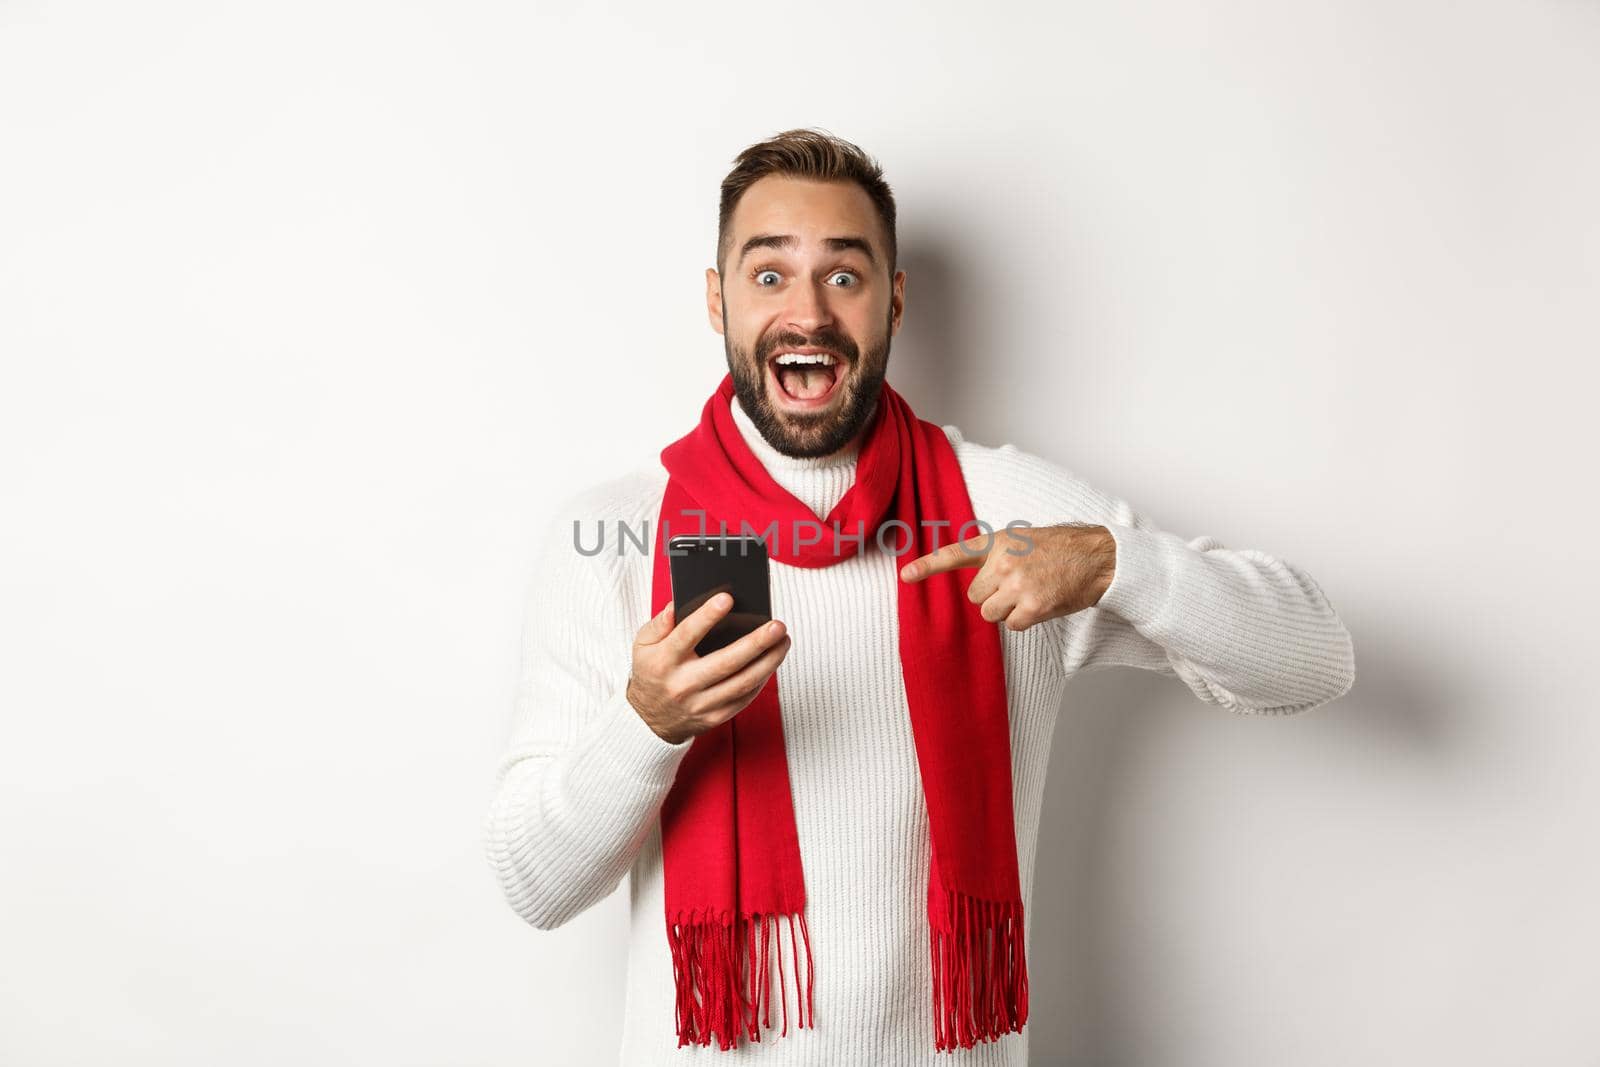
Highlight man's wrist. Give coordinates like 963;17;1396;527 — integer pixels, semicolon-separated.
625;674;689;746
1090;526;1117;606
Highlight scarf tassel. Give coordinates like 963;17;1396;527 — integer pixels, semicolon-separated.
930;892;1030;1051
667;908;815;1049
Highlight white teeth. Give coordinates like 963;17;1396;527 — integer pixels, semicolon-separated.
773;352;837;367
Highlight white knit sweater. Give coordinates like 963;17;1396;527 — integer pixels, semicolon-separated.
482;394;1355;1066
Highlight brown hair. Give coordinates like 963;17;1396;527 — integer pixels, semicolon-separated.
716;127;898;280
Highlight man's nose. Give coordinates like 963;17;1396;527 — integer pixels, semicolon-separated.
785;278;834;334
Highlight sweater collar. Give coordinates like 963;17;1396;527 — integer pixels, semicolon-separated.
729;393;875;520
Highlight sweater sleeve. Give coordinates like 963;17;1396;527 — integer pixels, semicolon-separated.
481;507;692;931
1066;495;1356;716
947;430;1355;717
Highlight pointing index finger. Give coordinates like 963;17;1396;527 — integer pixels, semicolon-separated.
898;533;992;582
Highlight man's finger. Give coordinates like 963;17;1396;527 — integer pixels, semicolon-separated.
688;617;788;688
699;632;790;711
978;586;1020;626
636;601;675;645
899;533;992;582
666;592;734;656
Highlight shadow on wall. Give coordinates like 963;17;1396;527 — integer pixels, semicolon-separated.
1032;667;1171;1064
1030;610;1450;1063
886;229;991;428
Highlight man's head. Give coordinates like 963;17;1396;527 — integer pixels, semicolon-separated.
706;128;906;459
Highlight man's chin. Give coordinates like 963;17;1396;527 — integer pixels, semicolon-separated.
740;389;833;450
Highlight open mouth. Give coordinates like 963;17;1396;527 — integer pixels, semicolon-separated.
767;349;844;408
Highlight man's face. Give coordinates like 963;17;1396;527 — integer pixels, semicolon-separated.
706;175;905;459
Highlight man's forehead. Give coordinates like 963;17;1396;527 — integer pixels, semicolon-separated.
730;177;883;265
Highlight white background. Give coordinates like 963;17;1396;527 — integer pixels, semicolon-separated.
3;2;1597;1064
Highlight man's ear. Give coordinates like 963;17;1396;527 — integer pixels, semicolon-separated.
705;267;724;335
890;269;906;335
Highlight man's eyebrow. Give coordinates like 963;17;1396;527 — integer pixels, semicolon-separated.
736;233;877;267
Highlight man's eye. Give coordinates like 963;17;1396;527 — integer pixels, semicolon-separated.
830;271;858;287
754;270;780;286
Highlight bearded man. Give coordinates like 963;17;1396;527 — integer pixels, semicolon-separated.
483;127;1355;1066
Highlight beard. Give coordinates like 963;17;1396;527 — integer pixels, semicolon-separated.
723;305;892;460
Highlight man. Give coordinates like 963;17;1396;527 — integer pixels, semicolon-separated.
482;128;1355;1066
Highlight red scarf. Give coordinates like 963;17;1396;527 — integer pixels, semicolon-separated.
651;373;1029;1051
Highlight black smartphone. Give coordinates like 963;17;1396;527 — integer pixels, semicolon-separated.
667;534;772;657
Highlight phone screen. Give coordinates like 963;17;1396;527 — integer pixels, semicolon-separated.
667;535;772;656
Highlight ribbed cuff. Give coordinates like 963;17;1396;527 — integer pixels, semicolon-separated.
1095;521;1178;631
568;689;694;795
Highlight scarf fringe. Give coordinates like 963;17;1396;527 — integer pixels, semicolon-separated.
667;908;814;1049
930;892;1030;1051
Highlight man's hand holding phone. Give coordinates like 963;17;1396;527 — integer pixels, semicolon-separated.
626;593;791;745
